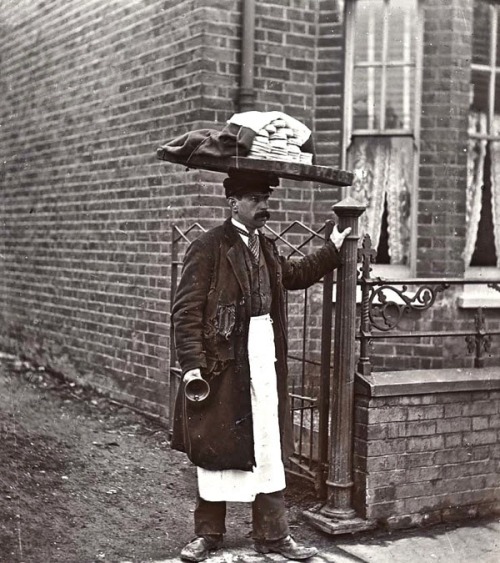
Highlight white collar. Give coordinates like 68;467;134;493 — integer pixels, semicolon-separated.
231;217;254;236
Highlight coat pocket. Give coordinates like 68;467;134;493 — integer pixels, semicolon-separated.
215;304;236;339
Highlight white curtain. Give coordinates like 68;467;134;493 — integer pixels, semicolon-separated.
349;136;412;265
488;116;500;267
465;111;487;267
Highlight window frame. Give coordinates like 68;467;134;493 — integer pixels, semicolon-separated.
470;2;499;143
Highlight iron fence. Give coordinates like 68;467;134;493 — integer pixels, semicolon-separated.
357;234;500;375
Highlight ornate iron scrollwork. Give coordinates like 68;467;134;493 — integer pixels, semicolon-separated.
357;234;377;375
466;308;492;367
369;283;450;331
357;232;450;331
358;234;377;278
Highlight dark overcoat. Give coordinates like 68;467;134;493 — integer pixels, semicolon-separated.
170;218;341;471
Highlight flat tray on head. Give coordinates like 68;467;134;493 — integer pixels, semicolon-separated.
156;149;354;187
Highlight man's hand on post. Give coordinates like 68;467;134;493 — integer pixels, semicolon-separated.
330;224;352;251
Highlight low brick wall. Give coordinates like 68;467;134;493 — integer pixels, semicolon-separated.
353;368;500;529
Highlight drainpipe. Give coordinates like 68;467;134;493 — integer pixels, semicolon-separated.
239;0;256;112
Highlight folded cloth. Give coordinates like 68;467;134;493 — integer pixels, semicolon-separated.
158;123;255;162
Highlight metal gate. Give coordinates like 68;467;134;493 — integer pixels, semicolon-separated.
168;219;336;495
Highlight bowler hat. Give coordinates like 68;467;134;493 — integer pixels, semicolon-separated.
223;169;279;197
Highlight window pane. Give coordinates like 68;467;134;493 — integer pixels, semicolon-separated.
471;68;490;113
386;66;414;129
473;2;491;66
354;0;384;64
387;0;417;63
496;6;500;68
353;68;381;129
351;0;417;132
495;72;500;116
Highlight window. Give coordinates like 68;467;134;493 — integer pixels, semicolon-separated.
461;0;500;307
344;0;421;272
467;0;500;269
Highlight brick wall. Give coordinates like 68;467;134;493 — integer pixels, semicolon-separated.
354;368;500;528
252;0;343;226
0;0;238;419
418;0;472;277
0;0;345;419
314;0;344;170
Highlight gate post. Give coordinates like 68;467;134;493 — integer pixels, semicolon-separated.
305;197;375;534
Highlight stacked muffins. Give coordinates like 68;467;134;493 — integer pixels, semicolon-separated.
247;117;313;164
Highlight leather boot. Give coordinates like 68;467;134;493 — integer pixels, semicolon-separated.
180;535;223;562
254;534;318;560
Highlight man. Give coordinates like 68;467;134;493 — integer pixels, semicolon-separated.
171;170;350;562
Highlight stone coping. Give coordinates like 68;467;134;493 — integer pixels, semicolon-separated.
356;367;500;397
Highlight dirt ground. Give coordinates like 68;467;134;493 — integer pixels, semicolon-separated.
0;351;330;563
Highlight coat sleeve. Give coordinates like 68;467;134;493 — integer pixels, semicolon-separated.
171;236;214;374
281;240;342;290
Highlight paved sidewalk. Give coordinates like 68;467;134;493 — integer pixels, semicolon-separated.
128;517;500;563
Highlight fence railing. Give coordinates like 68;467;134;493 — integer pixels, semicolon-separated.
357;234;500;375
168;223;207;435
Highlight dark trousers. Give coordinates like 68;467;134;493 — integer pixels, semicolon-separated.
194;490;290;541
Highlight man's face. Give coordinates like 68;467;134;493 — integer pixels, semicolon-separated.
232;193;271;230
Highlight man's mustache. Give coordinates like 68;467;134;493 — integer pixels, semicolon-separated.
254;210;270;220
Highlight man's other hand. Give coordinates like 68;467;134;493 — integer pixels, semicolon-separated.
183;368;202;380
330;224;352;250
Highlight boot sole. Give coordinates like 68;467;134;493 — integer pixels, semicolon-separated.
254;545;318;560
180;546;221;562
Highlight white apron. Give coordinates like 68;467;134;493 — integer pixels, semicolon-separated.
197;314;286;502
